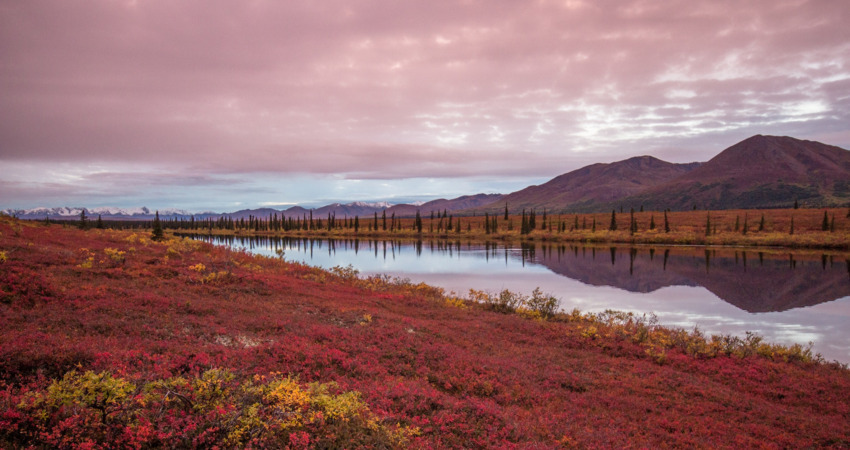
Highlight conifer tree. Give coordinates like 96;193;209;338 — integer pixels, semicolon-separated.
649;215;656;230
789;216;795;235
354;216;360;232
609;210;617;231
663;210;670;233
415;210;422;233
705;213;711;237
151;211;164;241
822;210;829;231
758;214;765;232
96;214;104;229
592;217;596;232
78;209;88;230
504;203;509;220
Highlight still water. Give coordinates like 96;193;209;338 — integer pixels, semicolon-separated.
191;235;850;364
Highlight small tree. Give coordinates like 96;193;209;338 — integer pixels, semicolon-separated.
789;216;794;235
78;209;88;230
822;210;829;231
415;210;422;233
151;211;164;241
758;214;765;232
663;210;670;233
96;214;104;229
504;203;509;220
609;210;617;231
705;213;711;237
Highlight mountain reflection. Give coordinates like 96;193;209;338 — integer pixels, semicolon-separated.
190;235;850;314
519;244;850;313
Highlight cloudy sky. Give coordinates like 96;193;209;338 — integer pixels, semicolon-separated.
2;0;849;211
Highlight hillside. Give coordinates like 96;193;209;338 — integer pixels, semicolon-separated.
467;135;850;214
480;156;700;213
2;217;849;447
623;135;850;210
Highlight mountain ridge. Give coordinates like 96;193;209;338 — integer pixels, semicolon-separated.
5;135;848;219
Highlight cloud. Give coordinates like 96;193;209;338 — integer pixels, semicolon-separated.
1;0;849;209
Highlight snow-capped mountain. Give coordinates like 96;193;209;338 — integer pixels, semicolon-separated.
348;201;393;209
1;206;195;220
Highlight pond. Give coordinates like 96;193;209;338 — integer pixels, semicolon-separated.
189;235;850;364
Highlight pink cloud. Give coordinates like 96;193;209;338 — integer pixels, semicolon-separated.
1;0;848;208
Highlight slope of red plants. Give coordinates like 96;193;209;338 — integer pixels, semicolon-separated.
1;217;849;448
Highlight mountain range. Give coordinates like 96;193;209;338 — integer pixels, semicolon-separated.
4;135;848;220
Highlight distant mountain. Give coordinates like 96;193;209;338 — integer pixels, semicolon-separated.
1;206;202;220
473;156;700;213
625;135;850;210
387;194;504;217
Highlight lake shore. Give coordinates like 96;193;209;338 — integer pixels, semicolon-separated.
2;216;849;447
166;208;850;250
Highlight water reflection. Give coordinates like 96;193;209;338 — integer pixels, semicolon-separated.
186;235;850;363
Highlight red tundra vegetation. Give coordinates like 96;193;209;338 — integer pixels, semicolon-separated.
1;216;849;448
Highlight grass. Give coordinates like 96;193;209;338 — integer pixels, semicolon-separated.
2;216;850;447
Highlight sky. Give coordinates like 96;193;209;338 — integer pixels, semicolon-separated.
2;0;849;212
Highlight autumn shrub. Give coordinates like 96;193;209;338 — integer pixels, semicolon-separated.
6;369;413;448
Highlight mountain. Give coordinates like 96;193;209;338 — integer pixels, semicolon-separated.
474;156;700;213
625;135;850;210
0;206;201;220
387;194;504;217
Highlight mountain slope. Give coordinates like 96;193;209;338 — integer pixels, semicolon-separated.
627;135;850;210
388;194;504;217
477;156;700;213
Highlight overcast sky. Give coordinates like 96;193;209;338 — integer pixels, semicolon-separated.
2;0;849;211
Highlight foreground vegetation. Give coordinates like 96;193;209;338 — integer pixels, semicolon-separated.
122;207;850;249
2;217;850;447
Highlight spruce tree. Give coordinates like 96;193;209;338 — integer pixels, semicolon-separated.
151;211;164;241
758;214;765;232
504;203;509;220
415;210;422;233
609;210;617;231
663;210;670;233
822;210;829;231
78;209;88;230
96;214;104;229
705;213;711;237
789;216;794;235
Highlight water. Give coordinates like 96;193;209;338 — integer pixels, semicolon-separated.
189;235;850;364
